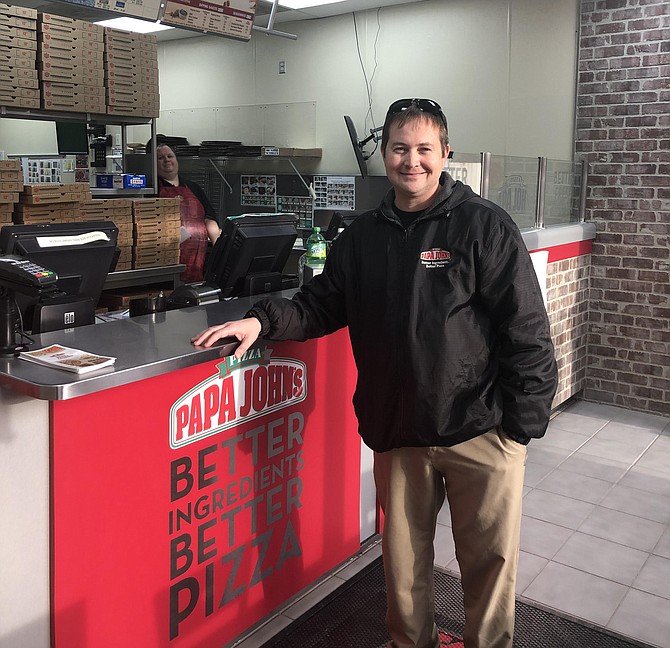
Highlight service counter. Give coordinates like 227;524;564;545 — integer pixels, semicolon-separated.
0;291;362;648
0;222;596;648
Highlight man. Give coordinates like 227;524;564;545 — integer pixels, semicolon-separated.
192;98;558;648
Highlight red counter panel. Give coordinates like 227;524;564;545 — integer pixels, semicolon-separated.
51;330;360;647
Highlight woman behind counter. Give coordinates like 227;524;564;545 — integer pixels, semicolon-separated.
149;139;221;283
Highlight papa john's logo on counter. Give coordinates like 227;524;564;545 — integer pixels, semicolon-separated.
170;347;307;449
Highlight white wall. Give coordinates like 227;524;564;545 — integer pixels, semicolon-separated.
508;0;579;159
154;0;578;175
0;0;578;174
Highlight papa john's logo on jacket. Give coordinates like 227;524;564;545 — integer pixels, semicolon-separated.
419;247;451;268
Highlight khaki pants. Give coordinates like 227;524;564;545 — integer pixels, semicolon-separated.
374;429;527;648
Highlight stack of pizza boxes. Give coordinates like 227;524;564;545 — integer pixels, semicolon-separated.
13;183;92;225
0;3;38;109
104;28;160;118
131;198;181;269
80;198;134;270
0;159;22;225
38;13;105;114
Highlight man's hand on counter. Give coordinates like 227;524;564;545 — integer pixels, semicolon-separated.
191;317;262;359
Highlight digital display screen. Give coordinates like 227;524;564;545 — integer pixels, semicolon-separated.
55;122;89;155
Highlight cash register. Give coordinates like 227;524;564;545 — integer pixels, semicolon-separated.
167;213;299;308
0;221;119;347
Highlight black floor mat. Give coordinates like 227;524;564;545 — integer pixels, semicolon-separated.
263;558;654;648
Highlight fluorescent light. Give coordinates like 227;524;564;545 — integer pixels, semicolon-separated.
278;0;346;8
94;17;174;33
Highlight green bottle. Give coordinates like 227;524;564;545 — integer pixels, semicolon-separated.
298;227;326;285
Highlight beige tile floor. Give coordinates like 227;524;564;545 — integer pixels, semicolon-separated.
233;400;670;648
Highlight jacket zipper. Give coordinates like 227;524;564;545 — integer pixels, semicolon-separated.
398;225;411;445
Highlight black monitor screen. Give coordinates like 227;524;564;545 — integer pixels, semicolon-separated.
205;214;297;298
344;115;368;179
55;121;89;155
0;221;119;324
324;210;363;240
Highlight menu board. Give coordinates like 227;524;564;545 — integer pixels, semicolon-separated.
54;0;162;21
313;175;356;211
160;0;257;41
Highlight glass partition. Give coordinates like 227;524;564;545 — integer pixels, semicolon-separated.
487;155;538;230
445;152;483;195
445;152;587;230
544;159;583;226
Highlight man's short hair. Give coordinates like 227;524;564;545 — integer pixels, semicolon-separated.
381;103;449;155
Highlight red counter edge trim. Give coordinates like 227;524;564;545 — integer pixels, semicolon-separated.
530;239;593;263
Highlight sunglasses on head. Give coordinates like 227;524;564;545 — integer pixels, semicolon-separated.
386;98;448;131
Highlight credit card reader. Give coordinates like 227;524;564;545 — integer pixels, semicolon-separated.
0;255;58;290
0;255;59;356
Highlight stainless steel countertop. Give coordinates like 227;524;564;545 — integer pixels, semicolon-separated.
0;292;296;401
0;224;594;402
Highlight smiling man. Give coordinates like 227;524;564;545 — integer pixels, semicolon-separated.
381;98;450;211
192;99;558;648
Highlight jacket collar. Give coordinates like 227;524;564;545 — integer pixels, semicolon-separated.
378;172;474;225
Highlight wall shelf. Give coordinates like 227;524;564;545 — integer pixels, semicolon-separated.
0;104;157;193
0;105;155;126
91;188;155;198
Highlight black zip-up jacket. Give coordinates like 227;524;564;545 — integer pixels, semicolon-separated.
249;173;558;452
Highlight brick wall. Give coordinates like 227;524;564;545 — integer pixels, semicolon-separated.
547;255;591;407
576;0;670;417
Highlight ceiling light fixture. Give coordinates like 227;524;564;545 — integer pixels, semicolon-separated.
94;17;174;34
278;0;346;9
